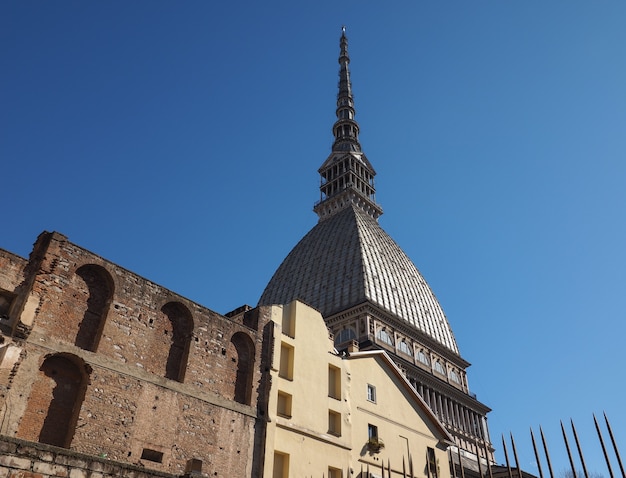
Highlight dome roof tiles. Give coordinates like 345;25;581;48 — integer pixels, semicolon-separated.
259;204;460;354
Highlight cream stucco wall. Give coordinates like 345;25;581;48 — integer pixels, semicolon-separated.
264;300;452;478
264;301;351;477
347;353;452;477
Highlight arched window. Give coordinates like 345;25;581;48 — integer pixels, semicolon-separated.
74;265;114;352
230;332;256;405
334;328;356;346
434;360;446;375
376;329;394;346
449;369;461;384
416;349;430;366
19;354;89;448
397;340;411;356
161;302;194;382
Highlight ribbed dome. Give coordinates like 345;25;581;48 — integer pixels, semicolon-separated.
259;204;459;354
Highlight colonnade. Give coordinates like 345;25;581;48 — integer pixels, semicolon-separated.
408;378;491;459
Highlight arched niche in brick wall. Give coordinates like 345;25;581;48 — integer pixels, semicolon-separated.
18;353;90;448
74;264;114;352
161;301;194;382
230;332;255;405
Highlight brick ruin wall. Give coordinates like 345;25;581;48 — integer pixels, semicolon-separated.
0;248;26;294
0;247;26;329
0;248;27;403
0;232;272;477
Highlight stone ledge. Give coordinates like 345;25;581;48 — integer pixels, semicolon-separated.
0;455;31;469
32;461;69;476
0;436;177;478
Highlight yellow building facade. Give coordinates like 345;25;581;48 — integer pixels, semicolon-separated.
264;300;454;478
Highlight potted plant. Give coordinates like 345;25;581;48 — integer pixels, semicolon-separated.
366;437;385;453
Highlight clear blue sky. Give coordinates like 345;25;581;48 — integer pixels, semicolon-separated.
2;2;625;476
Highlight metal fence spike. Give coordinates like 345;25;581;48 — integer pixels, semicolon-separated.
561;420;578;478
604;412;625;478
530;427;545;478
571;419;589;478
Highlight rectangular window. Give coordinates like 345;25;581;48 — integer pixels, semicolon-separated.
367;384;376;403
282;310;295;338
328;467;343;478
272;452;289;478
279;342;294;380
368;423;378;439
277;391;292;418
141;448;163;463
328;365;341;399
427;447;438;478
328;410;341;436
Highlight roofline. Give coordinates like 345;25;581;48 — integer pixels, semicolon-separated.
345;349;455;445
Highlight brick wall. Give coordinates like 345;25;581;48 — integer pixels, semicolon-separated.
21;233;265;405
0;232;273;477
0;249;26;294
17;355;86;447
0;248;27;331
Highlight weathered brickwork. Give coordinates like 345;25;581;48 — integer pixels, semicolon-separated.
17;355;86;447
0;249;29;400
0;249;26;296
0;232;273;477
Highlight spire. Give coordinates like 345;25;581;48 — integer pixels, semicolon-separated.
332;26;361;152
313;28;383;222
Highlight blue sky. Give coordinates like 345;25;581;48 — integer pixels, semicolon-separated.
2;2;625;475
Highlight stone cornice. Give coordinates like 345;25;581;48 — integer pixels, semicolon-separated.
326;302;469;368
314;190;383;221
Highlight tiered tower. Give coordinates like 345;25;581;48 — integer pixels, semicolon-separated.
259;28;493;468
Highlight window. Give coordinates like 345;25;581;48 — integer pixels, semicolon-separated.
376;328;394;346
277;391;292;418
416;349;430;366
449;369;461;384
367;384;376;403
272;452;289;478
328;365;341;400
398;340;411;356
334;328;356;345
366;423;385;452
434;360;446;376
328;467;343;478
282;310;295;338
328;410;341;436
141;448;163;463
279;342;294;380
427;447;438;478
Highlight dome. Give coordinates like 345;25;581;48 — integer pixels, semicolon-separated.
257;28;494;462
259;28;460;355
258;204;460;354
